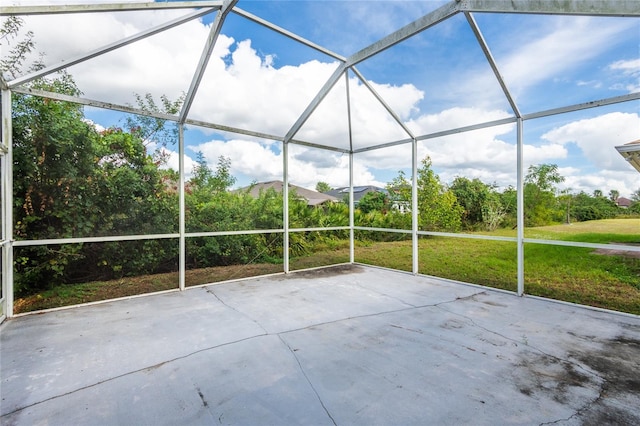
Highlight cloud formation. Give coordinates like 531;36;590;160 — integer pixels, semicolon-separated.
5;4;637;196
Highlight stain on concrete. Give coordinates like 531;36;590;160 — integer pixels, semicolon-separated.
283;264;365;280
572;335;640;395
512;350;595;405
569;335;640;424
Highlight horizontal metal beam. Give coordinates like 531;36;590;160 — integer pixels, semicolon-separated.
0;2;223;16
185;229;284;238
232;8;346;62
416;116;518;141
288;138;351;154
458;0;640;17
13;233;180;247
12;87;178;121
523;238;640;252
417;230;518;242
353;137;413;155
184;118;283;142
522;92;640;120
8;7;217;89
288;226;351;233
354;226;412;235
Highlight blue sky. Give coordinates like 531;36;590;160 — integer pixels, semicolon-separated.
5;0;640;196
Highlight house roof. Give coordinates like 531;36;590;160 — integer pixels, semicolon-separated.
615;139;640;173
324;186;387;203
616;197;632;208
238;181;338;206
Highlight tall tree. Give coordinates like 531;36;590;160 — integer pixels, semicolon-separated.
415;157;463;232
524;163;565;226
315;181;332;193
358;190;389;214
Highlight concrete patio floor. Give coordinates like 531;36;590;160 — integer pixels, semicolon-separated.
1;265;639;425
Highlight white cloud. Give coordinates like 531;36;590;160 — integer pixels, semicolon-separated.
407;107;512;136
497;17;634;95
12;9;216;105
542;112;640;170
457;17;636;104
608;58;640;92
561;170;639;198
541;112;640;197
6;6;637;197
609;58;640;75
189;138;382;190
576;80;602;89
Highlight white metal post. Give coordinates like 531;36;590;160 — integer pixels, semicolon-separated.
349;152;354;264
516;118;524;296
345;72;355;264
1;89;13;317
412;138;419;274
178;124;186;291
283;142;289;273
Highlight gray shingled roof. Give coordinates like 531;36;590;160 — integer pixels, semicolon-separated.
238;181;338;206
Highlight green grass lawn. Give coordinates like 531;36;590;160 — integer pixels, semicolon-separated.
13;219;640;315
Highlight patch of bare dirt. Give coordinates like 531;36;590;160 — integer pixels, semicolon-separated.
593;243;640;259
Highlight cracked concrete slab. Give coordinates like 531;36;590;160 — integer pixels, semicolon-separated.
2;265;639;425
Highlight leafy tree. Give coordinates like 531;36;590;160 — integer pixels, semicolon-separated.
524;163;564;226
609;189;620;202
386;171;412;213
571;192;619;222
189;154;235;195
1;16;38;79
558;189;573;224
358;190;389;214
481;191;507;231
450;177;505;231
315;181;331;193
12;80;179;292
415;157;462;232
125;92;184;146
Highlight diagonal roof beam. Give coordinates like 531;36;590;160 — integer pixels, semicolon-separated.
350;66;415;139
232;8;346;62
457;0;640;17
283;63;347;143
285;1;460;147
179;0;238;123
0;2;223;16
7;7;219;89
464;12;522;118
346;0;461;67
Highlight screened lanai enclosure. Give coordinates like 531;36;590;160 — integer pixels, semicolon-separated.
0;0;639;320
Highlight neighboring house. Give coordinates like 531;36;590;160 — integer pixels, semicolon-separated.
237;180;338;206
616;197;632;208
387;185;412;214
324;185;387;205
615;139;640;173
